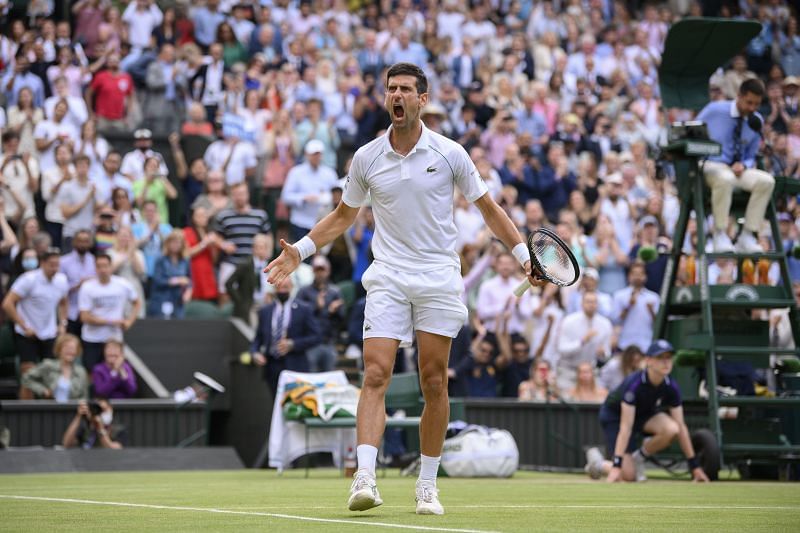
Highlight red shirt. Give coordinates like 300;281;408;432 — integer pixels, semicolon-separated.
90;70;133;120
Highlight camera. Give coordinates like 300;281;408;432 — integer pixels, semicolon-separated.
89;401;102;417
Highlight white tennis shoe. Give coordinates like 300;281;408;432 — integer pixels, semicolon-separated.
347;470;383;511
584;447;605;480
632;450;648;482
415;480;444;515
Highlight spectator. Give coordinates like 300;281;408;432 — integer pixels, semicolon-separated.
74;119;108;180
612;261;660;352
556;291;613;392
203;127;257;187
6;87;44;156
93;152;132;209
2;52;45;107
191;169;232;219
91;339;137;399
133;156;178;224
212;183;271;302
281;140;339;242
190;42;228;122
95;211;117;252
120;128;167;184
143;43;181;135
59;229;95;336
586;214;629;295
294;99;340;171
0;132;39;225
132;200;173;279
112;187;139;228
251;276;321;395
566;267;613;319
86;52;136;133
349;205;374;294
181;101;215;137
495;317;532;399
598;173;635;253
225;231;272;324
528;283;565;369
147;230;191;318
183;206;219;305
62;398;123;449
599;345;644;392
518;358;560;402
78;253;141;371
41;143;74;247
261;109;297;221
34;99;79;175
452;334;501;398
628;215;671;294
192;0;226;51
45;75;89;129
73;0;109;55
475;252;531;337
295;254;345;373
122;0;163;52
565;361;608;402
107;226;146;317
20;333;89;401
2;247;68;375
57;154;98;252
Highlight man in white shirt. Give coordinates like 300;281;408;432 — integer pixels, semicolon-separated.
612;261;660;352
600;173;635;253
265;63;543;516
44;77;88;130
556;291;613;392
34;99;79;174
78;253;141;372
91;151;133;206
475;252;534;337
281;140;339;242
566;267;614;319
0;132;39;223
120;128;167;183
121;0;163;51
204;131;257;186
57;154;99;252
2;248;69;375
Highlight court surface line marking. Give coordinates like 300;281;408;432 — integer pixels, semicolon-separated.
0;494;497;533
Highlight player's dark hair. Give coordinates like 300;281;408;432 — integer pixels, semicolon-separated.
386;62;428;95
739;78;765;98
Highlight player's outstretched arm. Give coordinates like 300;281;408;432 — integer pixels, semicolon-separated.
265;201;360;285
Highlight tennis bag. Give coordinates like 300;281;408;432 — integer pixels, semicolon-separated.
440;425;519;478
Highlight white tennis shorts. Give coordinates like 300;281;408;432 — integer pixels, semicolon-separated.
361;262;468;347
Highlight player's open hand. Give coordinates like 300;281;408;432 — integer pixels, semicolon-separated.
264;239;301;285
525;261;548;288
691;467;710;483
606;467;622;483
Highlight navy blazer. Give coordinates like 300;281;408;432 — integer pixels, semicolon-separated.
251;299;321;359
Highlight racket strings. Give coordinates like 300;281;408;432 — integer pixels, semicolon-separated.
530;233;577;285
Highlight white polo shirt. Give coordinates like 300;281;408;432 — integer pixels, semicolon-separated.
9;269;69;340
204;140;257;186
78;276;139;343
342;124;488;273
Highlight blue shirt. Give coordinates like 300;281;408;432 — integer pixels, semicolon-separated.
602;369;682;426
696;100;761;168
193;7;227;47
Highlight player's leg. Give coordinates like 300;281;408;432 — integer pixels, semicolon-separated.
587;419;637;481
348;337;400;512
641;412;680;454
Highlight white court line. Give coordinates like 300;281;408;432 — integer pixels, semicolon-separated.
227;504;798;511
0;495;497;533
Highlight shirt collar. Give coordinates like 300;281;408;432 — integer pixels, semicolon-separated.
384;122;431;156
729;100;741;118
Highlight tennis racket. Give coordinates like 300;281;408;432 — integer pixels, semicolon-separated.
513;228;581;296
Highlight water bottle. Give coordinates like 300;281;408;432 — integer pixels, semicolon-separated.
344;446;357;477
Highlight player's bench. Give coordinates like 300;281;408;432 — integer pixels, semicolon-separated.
300;415;422;477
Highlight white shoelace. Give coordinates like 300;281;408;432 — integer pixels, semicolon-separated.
417;484;437;503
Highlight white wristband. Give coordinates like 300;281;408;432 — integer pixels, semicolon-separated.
293;236;317;261
512;242;531;267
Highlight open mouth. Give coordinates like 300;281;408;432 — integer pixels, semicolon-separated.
392;103;405;119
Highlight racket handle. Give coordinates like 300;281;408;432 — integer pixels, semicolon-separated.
513;279;531;297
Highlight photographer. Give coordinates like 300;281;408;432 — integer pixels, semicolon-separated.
62;398;123;449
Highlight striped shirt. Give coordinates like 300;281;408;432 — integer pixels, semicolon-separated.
212;207;271;264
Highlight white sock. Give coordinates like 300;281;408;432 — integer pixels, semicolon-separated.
418;454;441;484
356;444;378;476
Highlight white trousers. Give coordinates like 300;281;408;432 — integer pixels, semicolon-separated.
703;161;775;232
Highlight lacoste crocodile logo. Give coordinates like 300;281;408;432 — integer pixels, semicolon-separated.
426;166;437;173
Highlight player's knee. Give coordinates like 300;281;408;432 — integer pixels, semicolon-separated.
663;420;680;440
362;364;392;391
419;371;446;398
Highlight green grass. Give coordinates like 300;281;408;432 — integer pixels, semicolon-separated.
0;469;798;532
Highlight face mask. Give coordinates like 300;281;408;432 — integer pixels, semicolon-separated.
100;411;113;426
22;258;38;271
275;292;290;303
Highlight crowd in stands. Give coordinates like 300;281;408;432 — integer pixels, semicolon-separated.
0;0;799;411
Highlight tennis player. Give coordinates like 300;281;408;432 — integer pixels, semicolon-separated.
266;62;542;515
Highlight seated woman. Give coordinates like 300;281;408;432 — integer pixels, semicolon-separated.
20;333;89;401
565;361;608;402
518;358;560;402
92;340;137;399
147;230;192;318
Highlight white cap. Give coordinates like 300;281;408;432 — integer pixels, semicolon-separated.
305;139;325;154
